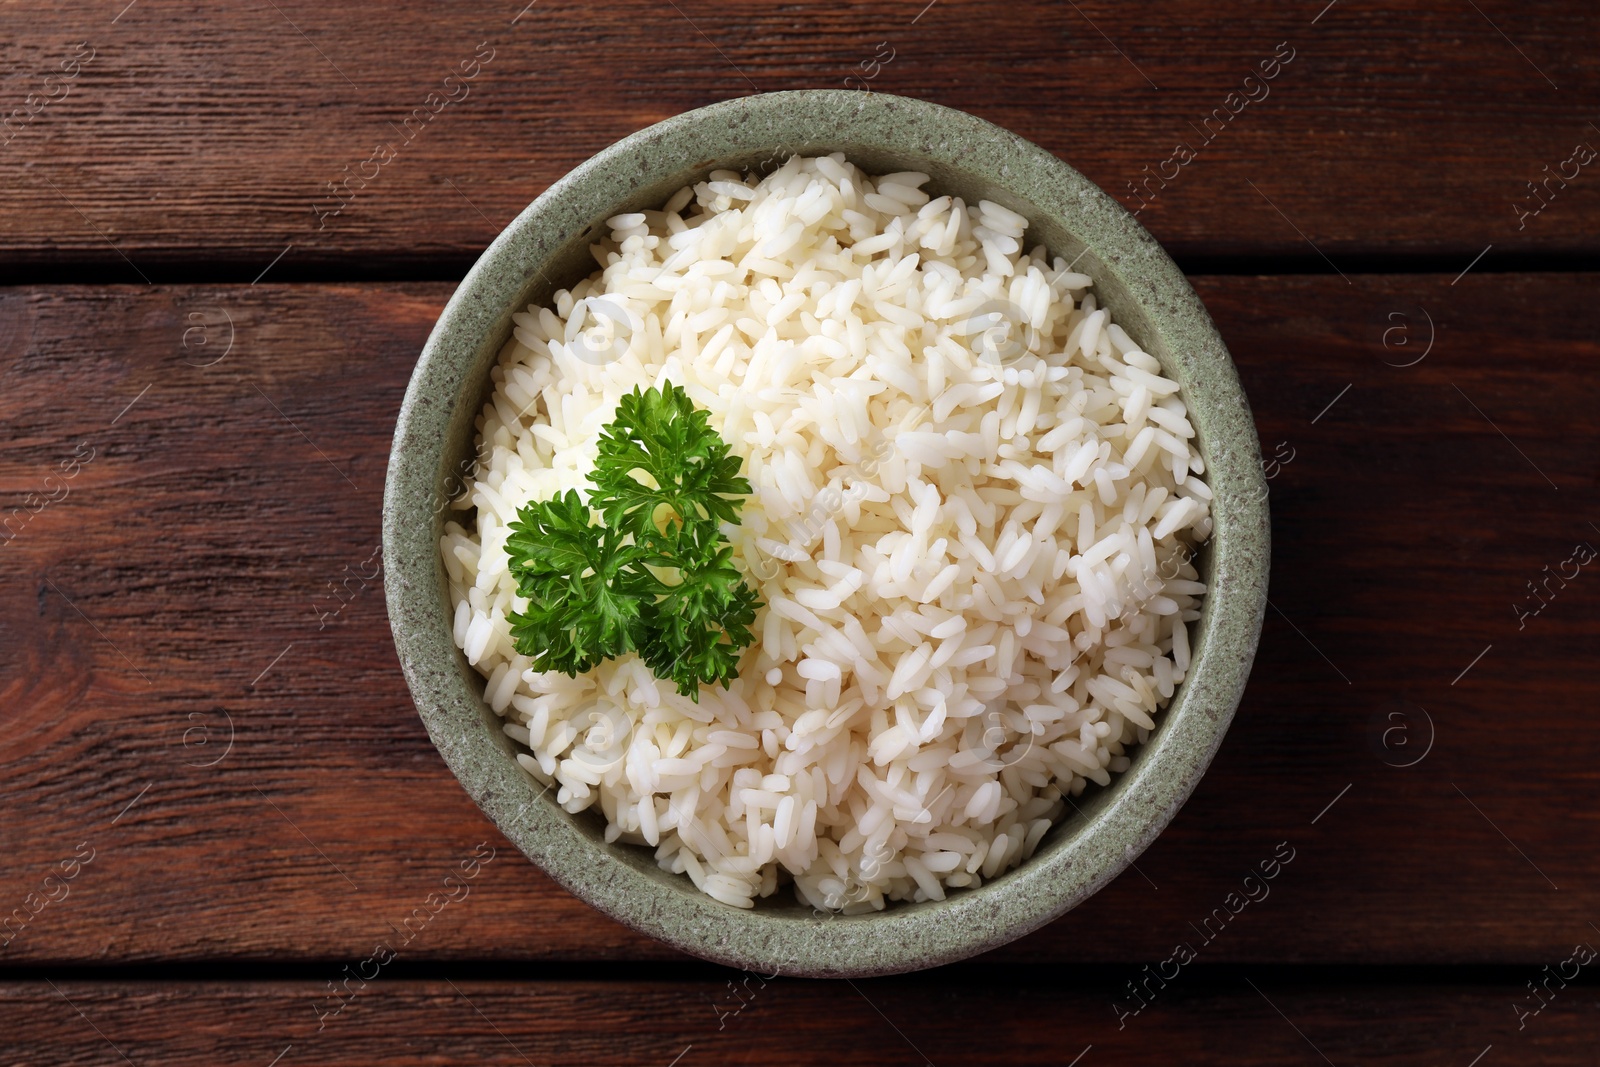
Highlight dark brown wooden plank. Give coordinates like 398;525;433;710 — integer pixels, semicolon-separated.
1;0;1597;275
1;975;1595;1066
0;275;1597;967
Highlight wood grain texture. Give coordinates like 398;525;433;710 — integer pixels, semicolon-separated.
2;975;1596;1066
0;0;1597;277
1;275;1596;967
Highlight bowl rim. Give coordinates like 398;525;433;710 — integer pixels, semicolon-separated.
383;89;1269;978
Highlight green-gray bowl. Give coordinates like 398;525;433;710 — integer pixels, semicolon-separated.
383;90;1269;978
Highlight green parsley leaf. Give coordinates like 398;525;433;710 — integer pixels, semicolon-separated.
504;385;762;699
504;489;649;676
634;516;762;694
590;383;751;553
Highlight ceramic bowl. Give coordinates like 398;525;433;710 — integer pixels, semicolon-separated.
383;89;1269;978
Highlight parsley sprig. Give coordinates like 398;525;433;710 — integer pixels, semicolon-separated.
504;384;762;699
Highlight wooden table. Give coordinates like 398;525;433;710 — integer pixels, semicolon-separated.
3;2;1597;1063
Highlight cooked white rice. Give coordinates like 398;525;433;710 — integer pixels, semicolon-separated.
441;154;1211;911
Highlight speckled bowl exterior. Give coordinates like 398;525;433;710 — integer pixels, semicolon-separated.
383;90;1269;978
